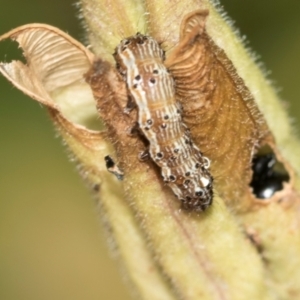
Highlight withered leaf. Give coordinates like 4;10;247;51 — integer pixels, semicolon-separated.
165;10;272;208
0;24;97;127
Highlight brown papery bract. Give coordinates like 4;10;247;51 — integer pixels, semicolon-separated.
166;10;272;209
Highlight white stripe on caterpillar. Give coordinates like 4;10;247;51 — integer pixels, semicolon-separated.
114;33;213;212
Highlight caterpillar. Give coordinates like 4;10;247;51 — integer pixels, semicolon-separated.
113;33;213;211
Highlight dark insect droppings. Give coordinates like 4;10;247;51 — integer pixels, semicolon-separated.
104;155;115;169
250;153;290;199
104;155;124;181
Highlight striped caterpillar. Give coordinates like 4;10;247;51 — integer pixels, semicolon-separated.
113;33;213;211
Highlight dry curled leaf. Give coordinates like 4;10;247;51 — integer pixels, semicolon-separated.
0;24;96;125
1;1;300;299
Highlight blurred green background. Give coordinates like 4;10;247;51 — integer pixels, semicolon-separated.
0;1;299;300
